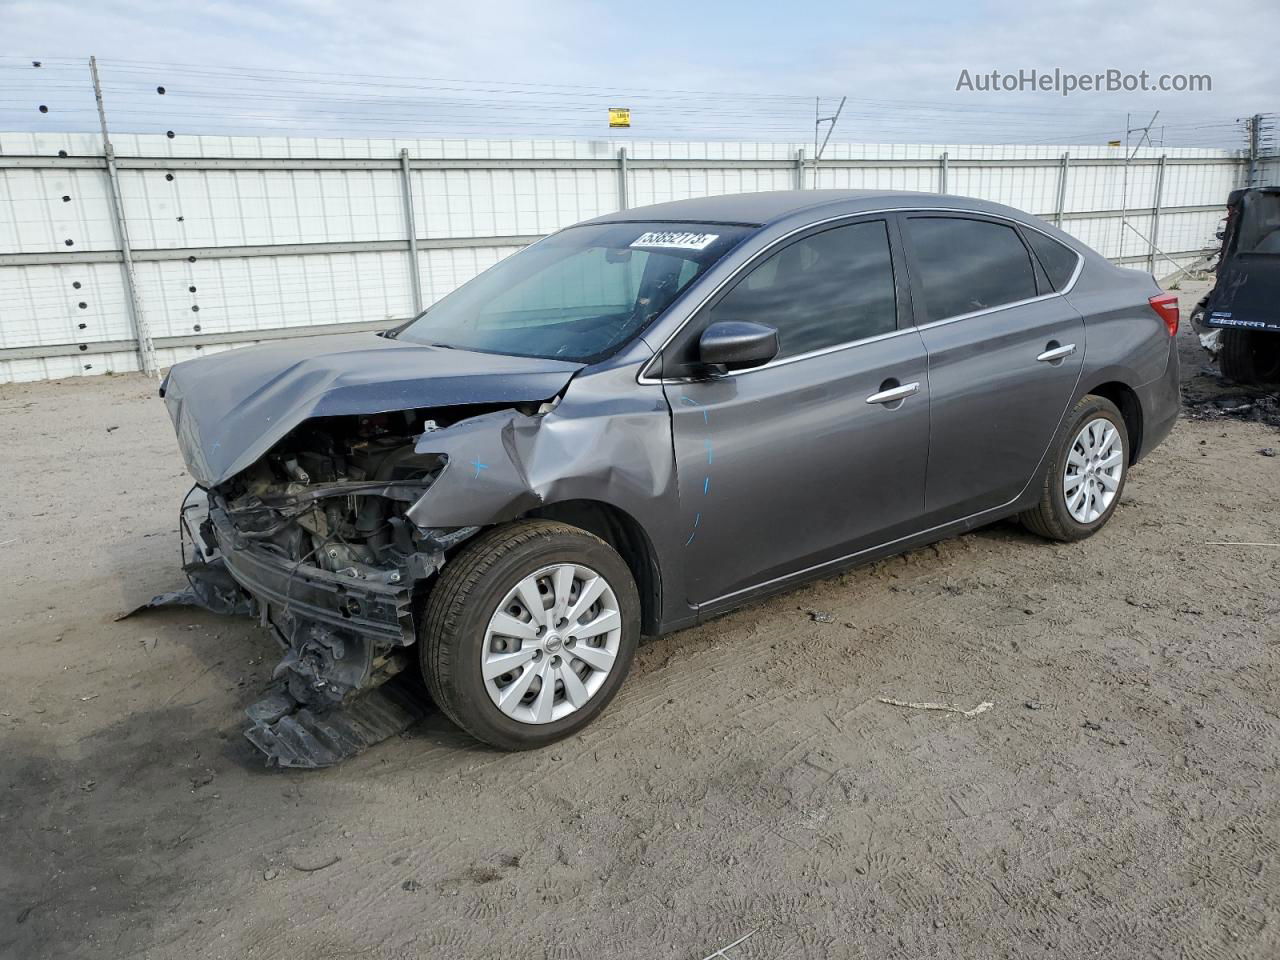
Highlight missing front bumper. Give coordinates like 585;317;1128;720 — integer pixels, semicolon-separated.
165;497;433;767
209;505;415;649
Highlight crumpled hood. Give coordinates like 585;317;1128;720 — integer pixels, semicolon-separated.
161;332;584;487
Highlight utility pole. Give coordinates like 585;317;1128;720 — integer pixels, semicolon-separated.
1119;112;1130;261
1246;113;1262;187
90;56;157;377
1119;110;1159;263
811;96;846;187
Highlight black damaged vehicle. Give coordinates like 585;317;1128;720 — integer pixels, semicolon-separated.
1191;187;1280;383
159;190;1181;766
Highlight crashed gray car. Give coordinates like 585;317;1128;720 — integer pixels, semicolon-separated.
159;189;1181;765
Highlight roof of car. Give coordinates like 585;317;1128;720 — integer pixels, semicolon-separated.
582;189;1023;228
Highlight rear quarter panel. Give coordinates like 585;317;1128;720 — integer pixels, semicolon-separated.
1064;261;1170;390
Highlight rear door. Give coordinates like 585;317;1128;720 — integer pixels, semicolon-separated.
900;214;1085;525
657;217;931;607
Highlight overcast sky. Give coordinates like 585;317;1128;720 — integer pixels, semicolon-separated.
2;0;1275;146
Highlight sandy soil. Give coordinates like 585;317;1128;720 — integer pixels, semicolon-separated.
2;284;1278;960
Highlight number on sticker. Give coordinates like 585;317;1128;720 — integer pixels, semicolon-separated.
631;231;719;251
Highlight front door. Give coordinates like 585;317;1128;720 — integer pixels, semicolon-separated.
658;218;931;607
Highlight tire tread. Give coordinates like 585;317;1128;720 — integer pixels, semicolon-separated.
1219;328;1257;383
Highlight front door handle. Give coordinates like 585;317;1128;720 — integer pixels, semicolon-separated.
865;381;920;405
1036;343;1077;362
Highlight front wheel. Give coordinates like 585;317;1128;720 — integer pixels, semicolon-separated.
1021;395;1129;542
420;520;640;750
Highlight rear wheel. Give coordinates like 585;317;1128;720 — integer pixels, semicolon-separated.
1219;328;1280;384
420;520;640;750
1021;395;1128;542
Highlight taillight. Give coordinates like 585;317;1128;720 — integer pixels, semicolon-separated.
1149;293;1179;336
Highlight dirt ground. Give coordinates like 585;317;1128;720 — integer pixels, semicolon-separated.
2;281;1278;960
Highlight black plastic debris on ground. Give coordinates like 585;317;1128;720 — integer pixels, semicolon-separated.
1183;387;1280;430
117;560;252;620
244;680;426;769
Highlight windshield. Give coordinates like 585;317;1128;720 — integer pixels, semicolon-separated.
395;221;753;361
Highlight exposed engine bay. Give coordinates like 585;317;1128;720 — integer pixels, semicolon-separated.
220;409;453;588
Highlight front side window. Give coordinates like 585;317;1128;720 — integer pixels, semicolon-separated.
905;217;1038;322
707;219;897;360
396;221;752;362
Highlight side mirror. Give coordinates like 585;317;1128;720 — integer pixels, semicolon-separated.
697;321;779;372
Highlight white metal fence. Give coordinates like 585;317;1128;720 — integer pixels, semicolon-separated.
0;132;1251;383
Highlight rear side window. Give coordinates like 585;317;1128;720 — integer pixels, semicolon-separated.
905;217;1038;322
1024;229;1080;290
709;219;897;360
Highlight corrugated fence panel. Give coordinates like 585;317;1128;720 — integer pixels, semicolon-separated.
133;250;414;340
1156;210;1227;260
0;168;118;252
118;168;409;248
1258;157;1280;187
812;165;938;193
0;260;132;347
948;164;1062;216
0;133;1249;383
628;166;794;208
415;168;617;239
1161;162;1239;209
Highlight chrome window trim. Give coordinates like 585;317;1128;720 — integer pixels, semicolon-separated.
649;326;918;383
636;206;1084;385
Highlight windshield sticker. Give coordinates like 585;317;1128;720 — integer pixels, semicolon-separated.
631;231;720;251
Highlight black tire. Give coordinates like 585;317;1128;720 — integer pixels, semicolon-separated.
420;519;640;750
1219;328;1280;384
1020;395;1129;543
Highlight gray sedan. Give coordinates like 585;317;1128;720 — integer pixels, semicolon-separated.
160;189;1181;763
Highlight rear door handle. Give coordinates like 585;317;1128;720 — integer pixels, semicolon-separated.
1036;343;1077;362
865;382;920;405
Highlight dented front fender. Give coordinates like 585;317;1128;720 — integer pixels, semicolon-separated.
406;367;678;532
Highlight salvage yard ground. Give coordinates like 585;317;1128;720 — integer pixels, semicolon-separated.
2;282;1278;959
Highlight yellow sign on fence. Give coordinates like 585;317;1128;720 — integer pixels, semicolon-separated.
608;107;631;128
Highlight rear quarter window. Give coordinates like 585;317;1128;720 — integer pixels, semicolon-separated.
1024;229;1081;291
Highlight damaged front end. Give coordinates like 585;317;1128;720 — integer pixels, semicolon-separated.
147;332;588;766
176;409;486;767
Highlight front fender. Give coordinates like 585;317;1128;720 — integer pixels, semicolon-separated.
401;367;692;630
404;404;674;529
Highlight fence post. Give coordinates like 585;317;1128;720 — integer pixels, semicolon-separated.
89;56;156;377
1149;154;1166;274
939;152;949;194
617;147;629;210
398;148;423;315
794;148;806;189
1055;152;1070;227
